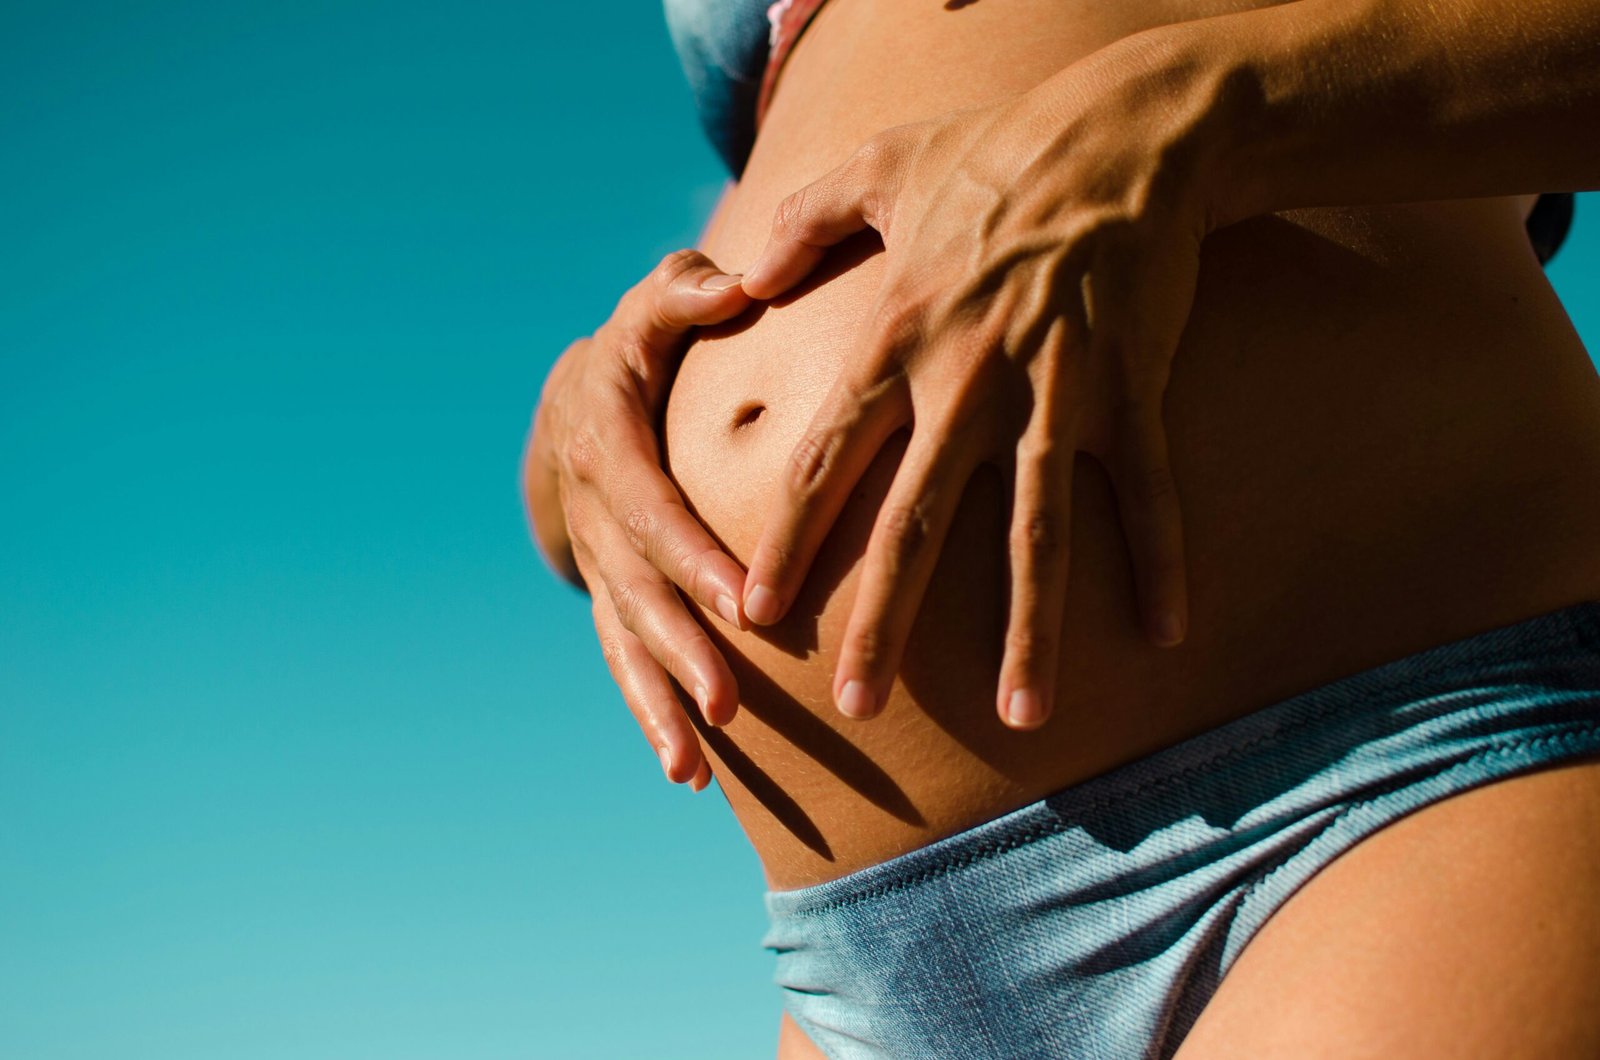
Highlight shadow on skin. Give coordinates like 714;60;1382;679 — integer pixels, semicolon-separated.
893;461;1044;778
662;214;1399;857
664;225;1043;845
667;451;924;855
895;211;1409;791
695;719;835;861
712;628;928;832
674;610;929;861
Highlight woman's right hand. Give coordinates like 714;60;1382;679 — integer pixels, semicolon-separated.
523;249;753;790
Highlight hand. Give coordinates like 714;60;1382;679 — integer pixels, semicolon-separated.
524;250;753;789
736;35;1235;730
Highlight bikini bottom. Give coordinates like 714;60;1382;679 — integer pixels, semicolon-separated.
764;599;1600;1059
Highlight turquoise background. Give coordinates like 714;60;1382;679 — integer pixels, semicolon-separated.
2;2;1597;1058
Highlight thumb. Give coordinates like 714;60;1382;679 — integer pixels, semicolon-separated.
614;249;753;354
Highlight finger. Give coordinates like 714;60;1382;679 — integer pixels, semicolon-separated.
742;135;904;299
1072;232;1191;648
590;588;707;785
604;411;749;629
609;249;753;366
995;341;1077;730
741;353;913;627
1107;395;1188;648
595;515;741;726
831;417;986;720
689;756;713;793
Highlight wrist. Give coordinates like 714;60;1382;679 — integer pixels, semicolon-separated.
1128;0;1370;231
1044;14;1280;235
1128;17;1273;233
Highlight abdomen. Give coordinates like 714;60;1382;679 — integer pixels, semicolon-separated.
661;0;1600;888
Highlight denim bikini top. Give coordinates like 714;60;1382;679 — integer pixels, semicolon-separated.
661;0;1575;264
662;0;774;177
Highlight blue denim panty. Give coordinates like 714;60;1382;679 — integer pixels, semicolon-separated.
764;601;1600;1059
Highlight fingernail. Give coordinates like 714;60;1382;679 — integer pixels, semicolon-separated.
658;746;675;781
1154;611;1185;647
700;272;744;291
714;593;741;628
837;679;876;720
1007;688;1045;729
693;683;713;722
690;771;710;793
745;584;781;626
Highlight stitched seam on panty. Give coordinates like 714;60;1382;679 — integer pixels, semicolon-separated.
773;658;1590;914
1231;725;1600;908
774;619;1591;909
780;720;1600;916
1054;623;1593;819
765;615;1597;914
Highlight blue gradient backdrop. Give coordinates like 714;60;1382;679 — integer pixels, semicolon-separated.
3;3;1597;1058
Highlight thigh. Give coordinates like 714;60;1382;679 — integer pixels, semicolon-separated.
1174;759;1600;1059
776;1013;827;1060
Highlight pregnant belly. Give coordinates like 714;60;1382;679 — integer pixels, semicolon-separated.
660;0;1600;888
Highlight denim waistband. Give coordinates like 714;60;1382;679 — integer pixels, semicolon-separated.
763;600;1600;1058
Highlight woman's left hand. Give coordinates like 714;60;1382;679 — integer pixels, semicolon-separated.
736;33;1240;730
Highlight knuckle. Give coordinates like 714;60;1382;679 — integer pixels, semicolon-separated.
557;336;589;365
881;502;933;564
950;311;1000;367
607;324;654;373
1146;555;1185;586
565;425;605;482
609;578;648;628
604;299;685;373
786;432;835;497
853;133;891;174
622;504;656;554
873;298;924;354
651;248;703;290
1004;625;1048;666
845;624;890;668
755;537;796;577
1012;510;1062;564
596;631;627;671
1140;464;1177;503
772;187;811;241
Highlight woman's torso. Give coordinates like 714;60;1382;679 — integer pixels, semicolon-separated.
660;0;1600;889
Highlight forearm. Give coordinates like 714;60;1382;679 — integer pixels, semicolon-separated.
1150;0;1600;227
